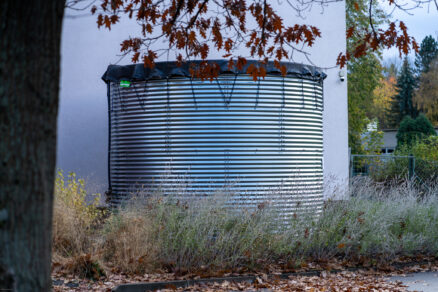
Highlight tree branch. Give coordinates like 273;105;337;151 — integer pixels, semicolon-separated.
169;0;185;28
261;0;267;46
369;0;379;42
187;0;209;30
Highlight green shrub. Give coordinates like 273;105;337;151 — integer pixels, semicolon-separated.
410;136;438;161
360;128;384;155
397;114;436;148
368;156;409;182
391;136;438;182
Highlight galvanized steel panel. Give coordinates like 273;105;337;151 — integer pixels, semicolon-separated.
108;74;324;217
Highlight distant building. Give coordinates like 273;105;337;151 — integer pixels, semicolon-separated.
381;129;397;154
381;128;438;154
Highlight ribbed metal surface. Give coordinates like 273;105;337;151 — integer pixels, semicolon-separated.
108;74;324;217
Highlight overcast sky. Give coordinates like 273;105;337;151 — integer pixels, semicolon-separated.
381;4;438;60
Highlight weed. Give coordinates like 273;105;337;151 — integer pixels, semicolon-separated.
52;172;438;276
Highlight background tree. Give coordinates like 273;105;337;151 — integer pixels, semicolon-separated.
414;35;438;75
372;75;397;129
359;124;384;154
414;56;438;125
383;56;402;78
346;0;386;153
0;1;65;291
389;57;418;127
396;114;436;148
348;56;384;153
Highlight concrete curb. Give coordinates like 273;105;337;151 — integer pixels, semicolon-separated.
113;261;433;292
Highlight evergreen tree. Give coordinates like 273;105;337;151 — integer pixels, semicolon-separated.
416;114;437;136
414;35;438;75
389;57;418;127
396;114;436;148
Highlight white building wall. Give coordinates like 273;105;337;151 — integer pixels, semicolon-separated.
58;2;348;196
382;128;438;153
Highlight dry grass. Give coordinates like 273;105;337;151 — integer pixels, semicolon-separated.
52;172;438;277
99;208;159;273
52;171;104;277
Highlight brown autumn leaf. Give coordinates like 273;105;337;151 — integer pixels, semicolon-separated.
354;2;360;11
91;0;420;76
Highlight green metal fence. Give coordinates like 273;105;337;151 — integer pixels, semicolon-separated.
350;154;438;189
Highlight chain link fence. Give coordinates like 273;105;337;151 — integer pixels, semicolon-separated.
350;154;438;191
413;157;438;187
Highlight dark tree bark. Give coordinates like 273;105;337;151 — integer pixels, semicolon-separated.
0;1;65;291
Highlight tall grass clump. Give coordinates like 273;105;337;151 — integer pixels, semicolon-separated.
53;172;438;276
100;193;278;274
306;178;438;262
52;171;102;262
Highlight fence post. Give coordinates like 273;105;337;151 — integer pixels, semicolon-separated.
408;154;415;180
349;153;354;178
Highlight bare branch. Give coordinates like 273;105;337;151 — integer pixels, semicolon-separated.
187;0;209;29
369;0;378;42
168;0;185;29
65;0;97;10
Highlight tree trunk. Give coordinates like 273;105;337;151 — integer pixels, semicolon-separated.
0;1;65;291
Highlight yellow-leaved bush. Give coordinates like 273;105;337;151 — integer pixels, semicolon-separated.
52;170;102;258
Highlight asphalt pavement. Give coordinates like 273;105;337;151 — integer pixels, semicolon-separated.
390;271;438;292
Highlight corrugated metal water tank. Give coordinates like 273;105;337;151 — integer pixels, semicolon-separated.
102;60;326;218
